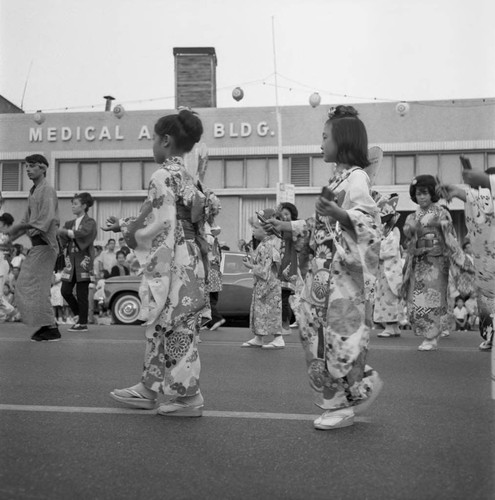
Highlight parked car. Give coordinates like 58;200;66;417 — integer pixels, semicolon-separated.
103;251;253;324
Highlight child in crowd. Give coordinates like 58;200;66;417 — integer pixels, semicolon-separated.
464;295;478;330
241;208;283;349
51;271;67;324
93;270;110;318
453;297;469;331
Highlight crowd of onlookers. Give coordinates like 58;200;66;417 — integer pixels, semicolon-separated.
0;225;140;325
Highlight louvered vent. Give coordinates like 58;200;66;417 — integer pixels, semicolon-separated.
290;156;310;186
1;162;20;191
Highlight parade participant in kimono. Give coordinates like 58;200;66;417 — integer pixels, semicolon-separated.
372;193;404;338
402;175;473;351
5;154;61;341
241;209;283;349
58;192;97;332
277;202;300;334
439;167;495;351
266;106;383;430
105;109;209;417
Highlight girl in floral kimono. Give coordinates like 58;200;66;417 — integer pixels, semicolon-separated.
439;167;495;351
402;175;473;351
105;109;209;417
241;208;283;349
372;193;404;337
267;106;383;430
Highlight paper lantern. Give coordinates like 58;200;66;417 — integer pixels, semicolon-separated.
113;104;125;118
33;110;45;125
395;102;410;117
309;92;321;108
232;87;244;102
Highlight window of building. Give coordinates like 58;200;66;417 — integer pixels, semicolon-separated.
246;158;267;188
290;156;310;186
375;155;393;185
268;157;289;187
204;159;223;188
312;156;330;186
417;155;438;177
225;159;244;188
395;156;415;184
0;161;22;191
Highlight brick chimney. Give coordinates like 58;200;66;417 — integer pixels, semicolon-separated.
173;47;217;108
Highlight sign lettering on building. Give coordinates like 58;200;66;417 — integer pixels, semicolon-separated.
28;122;275;142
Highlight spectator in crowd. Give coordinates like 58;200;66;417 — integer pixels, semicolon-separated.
110;250;130;277
453;296;469;331
101;238;118;273
118;236;131;257
10;244;25;269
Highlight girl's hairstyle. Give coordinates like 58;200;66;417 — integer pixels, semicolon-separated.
278;202;298;220
116;250;126;259
409;174;439;203
72;192;94;212
326;105;370;168
154;109;203;153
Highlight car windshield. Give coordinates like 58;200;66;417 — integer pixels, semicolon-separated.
222;253;250;274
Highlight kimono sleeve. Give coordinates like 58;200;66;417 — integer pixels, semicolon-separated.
73;218;97;251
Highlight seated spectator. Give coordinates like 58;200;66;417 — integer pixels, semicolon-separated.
453;297;469;331
110;251;130;277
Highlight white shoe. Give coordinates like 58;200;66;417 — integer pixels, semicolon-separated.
479;341;492;351
418;340;438;351
440;331;450;337
241;336;264;348
262;337;285;349
290;322;298;328
210;318;226;331
314;408;355;430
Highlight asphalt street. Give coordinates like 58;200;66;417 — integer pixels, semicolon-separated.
0;322;493;500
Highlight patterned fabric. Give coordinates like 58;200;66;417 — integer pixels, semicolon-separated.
250;235;282;337
60;214;97;282
291;166;382;411
205;222;222;293
464;180;495;344
402;204;472;340
373;227;405;323
16;245;57;326
119;156;208;397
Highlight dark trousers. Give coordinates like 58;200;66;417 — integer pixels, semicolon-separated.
282;288;293;326
61;275;90;325
209;292;224;325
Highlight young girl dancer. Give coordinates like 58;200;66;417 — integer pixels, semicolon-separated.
267;106;382;429
105;109;209;417
241;209;283;349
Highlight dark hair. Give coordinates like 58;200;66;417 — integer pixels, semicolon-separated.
154;109;203;153
72;192;94;212
102;270;110;279
409;175;439;203
107;238;116;244
116;250;126;259
13;244;23;256
25;154;48;167
94;245;103;252
0;212;14;226
326;106;370;168
279;202;298;220
485;167;495;175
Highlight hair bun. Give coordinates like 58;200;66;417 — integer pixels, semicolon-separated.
328;105;359;120
177;109;203;143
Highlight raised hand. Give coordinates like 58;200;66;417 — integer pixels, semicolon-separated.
102;215;120;232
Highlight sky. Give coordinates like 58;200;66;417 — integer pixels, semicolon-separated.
1;0;495;113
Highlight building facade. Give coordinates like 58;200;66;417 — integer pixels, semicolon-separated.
1;98;494;248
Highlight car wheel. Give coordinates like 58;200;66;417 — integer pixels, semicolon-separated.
111;292;141;325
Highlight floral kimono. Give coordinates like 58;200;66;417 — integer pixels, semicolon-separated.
119;156;209;398
402;204;472;340
373;227;405;324
292;166;382;411
463;178;495;345
250;235;282;337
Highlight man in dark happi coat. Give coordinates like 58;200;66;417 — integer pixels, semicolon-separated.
59;192;97;332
